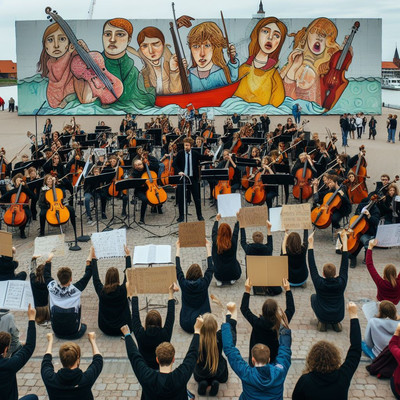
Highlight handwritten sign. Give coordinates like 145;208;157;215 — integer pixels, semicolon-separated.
179;221;206;247
217;193;241;218
0;231;12;257
238;206;268;228
246;256;288;287
281;204;312;230
91;229;126;259
269;207;283;232
375;224;400;247
126;266;177;295
0;281;34;310
34;234;66;257
133;245;172;265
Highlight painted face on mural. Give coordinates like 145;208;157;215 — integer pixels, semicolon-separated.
307;31;327;55
258;23;281;56
140;37;164;65
45;28;70;58
102;23;130;58
191;40;213;71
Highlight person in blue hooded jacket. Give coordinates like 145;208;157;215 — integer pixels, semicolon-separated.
222;308;291;400
175;239;214;333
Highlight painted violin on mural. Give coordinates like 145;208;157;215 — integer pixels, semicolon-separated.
45;7;123;105
321;21;360;111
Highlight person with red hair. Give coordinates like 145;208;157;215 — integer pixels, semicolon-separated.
211;214;241;286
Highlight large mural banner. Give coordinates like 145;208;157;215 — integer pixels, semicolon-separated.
16;9;382;115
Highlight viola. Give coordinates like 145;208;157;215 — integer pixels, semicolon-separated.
311;182;346;229
293;160;313;201
45;180;70;226
3;183;28;227
244;168;267;205
141;156;167;206
321;21;360;110
347;195;381;253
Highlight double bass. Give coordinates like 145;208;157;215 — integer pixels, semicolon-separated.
141;153;167;206
3;180;28;227
45;178;70;226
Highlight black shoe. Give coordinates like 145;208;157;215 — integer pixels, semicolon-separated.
39;232;45;237
32;216;37;221
102;213;107;219
151;206;157;214
176;217;184;223
158;207;163;214
20;232;27;239
209;380;219;396
139;219;145;225
121;211;127;217
332;322;343;332
197;380;207;396
350;256;357;268
198;215;205;221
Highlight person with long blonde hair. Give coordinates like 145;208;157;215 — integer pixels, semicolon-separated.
211;214;241;286
194;306;237;396
280;17;341;105
235;17;287;107
186;21;238;92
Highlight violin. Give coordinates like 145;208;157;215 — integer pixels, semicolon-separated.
45;179;70;226
347;194;381;253
244;167;267;205
293;159;313;201
311;181;347;229
71;146;83;186
141;153;167;206
3;179;28;227
349;146;368;204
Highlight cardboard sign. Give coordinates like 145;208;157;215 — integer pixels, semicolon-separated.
375;223;400;247
0;231;12;257
179;221;206;247
126;266;177;295
217;193;241;217
238;206;268;228
269;207;283;232
281;204;312;230
246;256;288;287
34;234;66;257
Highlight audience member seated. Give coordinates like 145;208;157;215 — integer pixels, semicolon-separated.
131;282;178;370
121;317;204;400
0;247;27;281
389;323;400;399
281;229;309;287
366;239;400;304
212;214;241;286
44;248;93;339
292;302;361;400
41;332;103;400
241;278;294;365
222;303;292;400
29;255;50;325
91;246;132;336
0;305;37;400
175;239;213;334
308;230;348;332
362;300;400;359
194;308;237;397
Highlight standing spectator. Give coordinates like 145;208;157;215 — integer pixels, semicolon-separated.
41;332;103;400
121;317;203;400
369;116;377;139
348;114;356;140
362;113;367;134
308;230;349;332
0;247;27;281
388;115;397;143
91;246;132;336
260;114;270;134
0;305;37;400
292;103;301;124
29;255;50;325
389;323;400;399
212;214;241;286
8;97;15;112
175;239;213;333
43;119;52;136
232;113;240;127
355;113;363;139
222;304;292;400
292;302;361;400
339;114;350;147
0;97;4;111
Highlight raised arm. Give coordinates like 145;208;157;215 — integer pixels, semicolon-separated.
203;239;214;285
240;227;249;254
91;259;103;296
338;231;349;283
131;296;144;337
240;280;259;326
212;219;219;245
43;253;54;286
232;221;239;247
366;241;385;287
281;230;289;255
164;283;178;340
122;246;132;285
283;279;295;323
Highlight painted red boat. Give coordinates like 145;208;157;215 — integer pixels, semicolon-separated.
155;79;241;109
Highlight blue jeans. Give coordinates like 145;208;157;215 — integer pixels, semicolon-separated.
361;341;376;359
293;113;301;124
341;129;348;146
388;128;396;143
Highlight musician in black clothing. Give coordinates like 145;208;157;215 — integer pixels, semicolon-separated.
173;138;208;223
283;118;297;136
84;166;108;224
26;167;41;221
216;150;241;193
291;152;317;177
0;174;34;239
260;114;270;134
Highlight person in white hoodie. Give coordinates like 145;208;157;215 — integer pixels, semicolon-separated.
362;300;400;359
355;113;363;139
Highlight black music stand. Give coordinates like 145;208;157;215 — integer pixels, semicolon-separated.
73;181;90;243
241;137;265;146
235;158;259;167
11;163;33;177
261;173;294;207
115;179;147;228
200;169;230;206
146;129;162;146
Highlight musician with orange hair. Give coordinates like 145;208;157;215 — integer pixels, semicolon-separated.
211;214;241;286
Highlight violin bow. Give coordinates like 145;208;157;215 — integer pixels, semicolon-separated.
220;11;235;63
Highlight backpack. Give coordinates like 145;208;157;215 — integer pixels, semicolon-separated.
366;345;397;379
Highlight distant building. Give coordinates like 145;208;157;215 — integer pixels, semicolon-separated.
252;0;265;19
0;60;17;79
382;47;400;89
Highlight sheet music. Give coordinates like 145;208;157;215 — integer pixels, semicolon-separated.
217;193;241;218
133;245;172;265
34;234;66;257
91;229;127;259
375;223;400;247
0;281;34;310
269;207;283;232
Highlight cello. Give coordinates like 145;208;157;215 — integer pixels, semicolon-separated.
3;179;28;227
293;159;313;201
349;145;368;204
141;153;167;206
45;178;70;226
108;161;124;197
347;194;381;253
244;167;267;205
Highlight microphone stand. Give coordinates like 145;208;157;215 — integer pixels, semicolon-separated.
76;184;90;242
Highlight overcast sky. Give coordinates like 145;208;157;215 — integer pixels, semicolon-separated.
0;0;399;62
